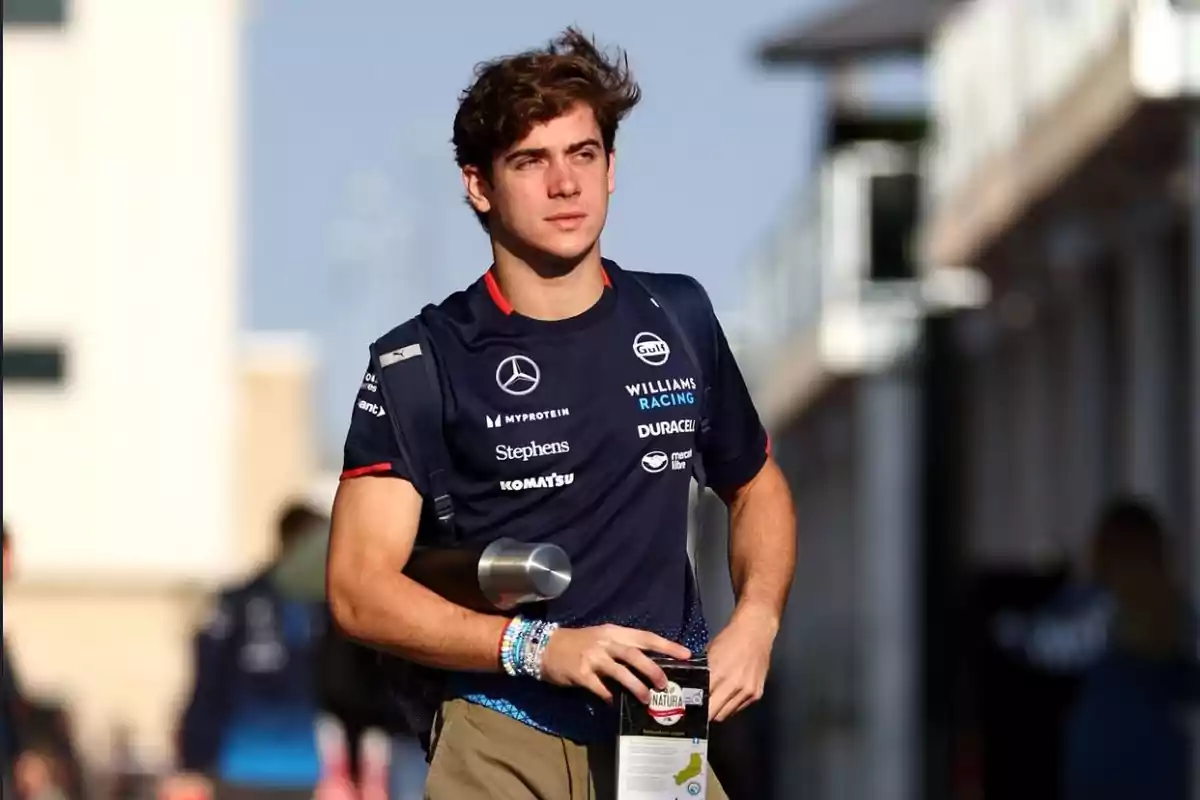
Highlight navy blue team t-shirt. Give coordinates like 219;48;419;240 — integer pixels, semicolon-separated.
341;260;768;743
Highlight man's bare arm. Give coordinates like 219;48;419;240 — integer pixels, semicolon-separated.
722;455;797;630
326;476;508;672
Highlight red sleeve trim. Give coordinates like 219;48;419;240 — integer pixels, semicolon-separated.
340;463;393;480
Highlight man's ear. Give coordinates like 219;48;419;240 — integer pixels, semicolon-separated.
462;166;492;216
606;149;617;195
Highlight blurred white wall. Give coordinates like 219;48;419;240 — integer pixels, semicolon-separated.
2;0;330;767
3;0;243;581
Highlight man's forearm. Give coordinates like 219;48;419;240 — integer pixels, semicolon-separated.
726;458;796;628
331;569;508;673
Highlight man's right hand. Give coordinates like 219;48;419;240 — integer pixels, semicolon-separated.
539;625;690;704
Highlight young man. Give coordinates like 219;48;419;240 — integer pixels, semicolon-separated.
328;28;797;800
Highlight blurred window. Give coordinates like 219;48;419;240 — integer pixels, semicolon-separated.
2;342;66;385
3;0;66;27
868;172;920;282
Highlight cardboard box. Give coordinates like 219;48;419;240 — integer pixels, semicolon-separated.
616;656;710;800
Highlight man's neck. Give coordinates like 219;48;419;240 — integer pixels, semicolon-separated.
490;244;607;321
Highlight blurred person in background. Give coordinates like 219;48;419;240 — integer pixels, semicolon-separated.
265;497;427;797
165;503;328;800
1062;498;1198;800
969;560;1091;800
3;525;73;800
316;625;425;799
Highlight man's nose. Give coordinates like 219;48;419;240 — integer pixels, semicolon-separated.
547;160;581;198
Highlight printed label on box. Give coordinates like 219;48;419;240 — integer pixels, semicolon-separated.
616;657;710;800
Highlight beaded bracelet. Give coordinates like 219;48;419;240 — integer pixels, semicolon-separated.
499;616;560;680
520;620;559;682
499;616;527;677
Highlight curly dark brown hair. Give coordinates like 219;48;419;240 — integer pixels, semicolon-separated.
453;27;641;228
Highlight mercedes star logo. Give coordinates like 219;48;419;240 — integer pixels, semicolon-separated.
496;354;541;396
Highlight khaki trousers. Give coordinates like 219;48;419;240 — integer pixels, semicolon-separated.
424;698;728;800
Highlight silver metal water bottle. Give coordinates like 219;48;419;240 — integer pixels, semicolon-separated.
476;537;572;610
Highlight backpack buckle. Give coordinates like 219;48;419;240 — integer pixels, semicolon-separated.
433;493;455;524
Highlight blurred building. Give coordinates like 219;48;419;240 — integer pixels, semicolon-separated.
3;0;242;582
919;3;1199;797
923;0;1199;563
699;1;1198;799
3;0;328;770
696;4;980;799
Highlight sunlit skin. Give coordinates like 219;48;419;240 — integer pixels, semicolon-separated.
461;104;615;321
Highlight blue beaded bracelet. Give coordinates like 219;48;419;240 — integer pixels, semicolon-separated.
499;616;526;676
499;616;559;679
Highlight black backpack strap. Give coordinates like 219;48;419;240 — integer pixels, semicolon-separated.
368;311;456;543
365;312;456;749
625;270;719;494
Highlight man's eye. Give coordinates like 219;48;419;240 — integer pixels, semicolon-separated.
515;158;539;170
575;150;598;162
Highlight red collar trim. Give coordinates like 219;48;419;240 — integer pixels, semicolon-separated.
484;266;611;316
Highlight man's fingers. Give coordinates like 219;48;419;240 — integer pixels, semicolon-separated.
730;695;755;718
728;690;758;719
711;682;764;722
711;685;746;722
708;664;732;698
708;664;728;693
709;682;737;722
598;659;653;703
708;666;748;722
580;673;614;705
612;644;668;690
636;632;691;661
608;626;691;661
711;701;735;723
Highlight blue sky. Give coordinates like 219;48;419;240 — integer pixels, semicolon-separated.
243;0;837;464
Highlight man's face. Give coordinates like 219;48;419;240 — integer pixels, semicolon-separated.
465;104;615;263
